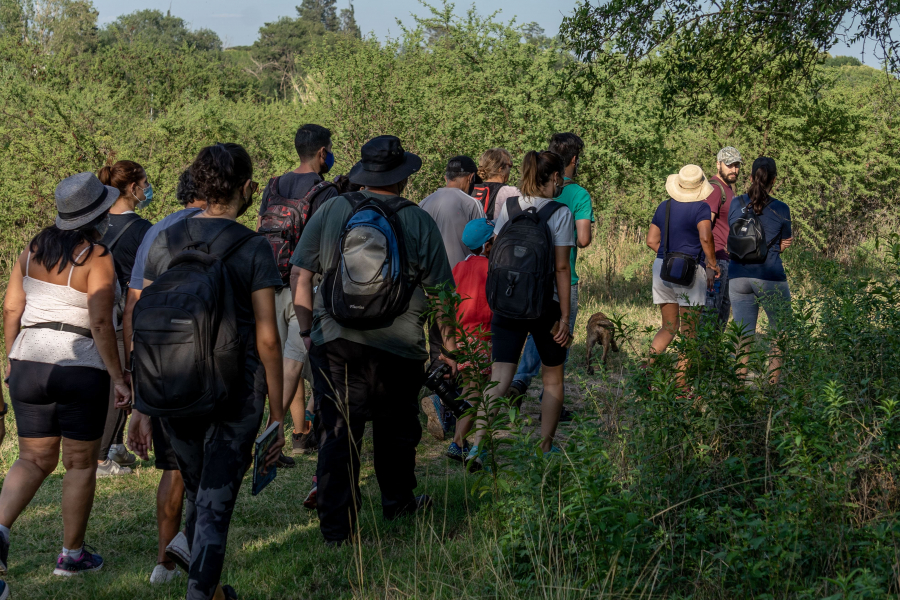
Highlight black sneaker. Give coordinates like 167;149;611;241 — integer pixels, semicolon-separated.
508;381;527;409
222;584;238;599
0;579;8;600
559;407;576;422
53;544;103;576
276;453;295;468
0;528;8;574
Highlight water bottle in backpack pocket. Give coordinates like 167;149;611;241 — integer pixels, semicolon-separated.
727;194;778;263
486;197;564;319
131;220;257;417
320;192;418;330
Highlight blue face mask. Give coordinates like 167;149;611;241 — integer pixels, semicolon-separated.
323;151;335;174
136;183;154;210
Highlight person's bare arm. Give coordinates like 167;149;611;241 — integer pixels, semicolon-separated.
293;266;314;344
3;251;27;386
697;220;720;288
122;288;141;365
575;220;592;249
646;224;661;253
437;301;459;376
253;286;285;471
780;238;793;252
553;246;571;346
88;253;130;405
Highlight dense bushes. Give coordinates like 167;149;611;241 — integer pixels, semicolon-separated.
487;240;900;597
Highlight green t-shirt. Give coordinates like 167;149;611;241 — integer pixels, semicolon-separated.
290;191;454;361
556;179;595;285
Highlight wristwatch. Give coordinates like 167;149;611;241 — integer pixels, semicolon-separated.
299;329;312;337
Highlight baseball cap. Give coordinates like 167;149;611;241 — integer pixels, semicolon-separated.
716;146;742;165
461;218;495;251
446;155;477;176
751;156;777;177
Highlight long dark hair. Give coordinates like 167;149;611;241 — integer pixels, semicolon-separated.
519;150;565;198
29;216;109;274
190;143;253;204
747;161;777;214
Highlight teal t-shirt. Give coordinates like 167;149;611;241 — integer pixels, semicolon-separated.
290;191;454;361
556;179;594;285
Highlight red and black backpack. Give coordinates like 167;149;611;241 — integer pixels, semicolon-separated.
258;176;339;284
471;181;505;219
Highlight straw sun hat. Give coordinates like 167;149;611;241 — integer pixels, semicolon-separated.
665;165;714;203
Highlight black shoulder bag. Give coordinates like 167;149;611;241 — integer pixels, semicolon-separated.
659;200;699;286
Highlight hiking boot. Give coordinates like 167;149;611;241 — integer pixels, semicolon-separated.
276;453;295;468
421;394;446;441
96;458;132;477
53;544;103;576
0;528;8;574
292;420;319;456
385;495;434;520
0;579;8;600
164;531;190;572
302;476;317;510
508;381;527;409
445;441;470;462
150;563;181;584
222;584;238;599
107;443;137;467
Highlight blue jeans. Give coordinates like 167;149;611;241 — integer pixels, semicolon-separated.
511;284;578;391
729;277;791;336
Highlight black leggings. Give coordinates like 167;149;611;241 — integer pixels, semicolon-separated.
9;359;109;441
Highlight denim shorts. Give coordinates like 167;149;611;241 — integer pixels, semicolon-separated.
728;277;791;335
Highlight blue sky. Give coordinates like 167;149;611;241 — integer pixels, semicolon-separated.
92;0;876;65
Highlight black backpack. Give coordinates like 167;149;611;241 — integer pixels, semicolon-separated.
471;182;505;219
320;192;418;330
486;197;564;319
102;213;145;321
131;220;257;417
258;176;339;285
728;194;777;264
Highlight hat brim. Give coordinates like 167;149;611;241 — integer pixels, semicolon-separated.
665;175;715;203
56;186;120;230
348;152;422;187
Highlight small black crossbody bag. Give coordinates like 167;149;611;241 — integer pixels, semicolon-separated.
659;199;699;286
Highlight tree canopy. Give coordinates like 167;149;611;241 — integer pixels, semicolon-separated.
561;0;900;115
99;8;221;51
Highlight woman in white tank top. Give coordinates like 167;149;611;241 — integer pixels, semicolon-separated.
0;172;129;577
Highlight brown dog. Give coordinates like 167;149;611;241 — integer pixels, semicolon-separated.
586;311;619;374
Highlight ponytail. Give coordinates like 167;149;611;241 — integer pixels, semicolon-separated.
519;150;565;198
747;159;777;214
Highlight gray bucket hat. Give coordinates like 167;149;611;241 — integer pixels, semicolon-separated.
54;172;119;230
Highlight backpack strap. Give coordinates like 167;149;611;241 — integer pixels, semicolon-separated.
506;196;525;222
166;219;256;263
708;178;726;215
535;200;564;223
104;213;142;250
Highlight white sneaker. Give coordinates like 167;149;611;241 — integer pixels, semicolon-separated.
150;564;181;584
108;444;137;467
96;459;132;478
164;532;190;572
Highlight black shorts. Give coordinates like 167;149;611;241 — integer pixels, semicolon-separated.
151;416;180;471
491;301;567;367
9;359;109;441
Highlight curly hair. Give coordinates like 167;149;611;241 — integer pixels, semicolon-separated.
97;160;145;196
175;168;203;207
477;148;513;182
189;143;253;204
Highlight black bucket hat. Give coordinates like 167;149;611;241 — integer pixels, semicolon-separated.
347;135;422;187
54;172;120;230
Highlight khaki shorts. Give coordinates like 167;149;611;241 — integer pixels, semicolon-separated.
652;257;707;307
275;286;312;380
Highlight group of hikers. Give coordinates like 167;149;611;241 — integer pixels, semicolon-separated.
0;119;791;599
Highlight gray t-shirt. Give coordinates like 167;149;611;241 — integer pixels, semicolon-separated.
419;187;485;269
291;192;454;361
130;208;202;291
144;218;283;376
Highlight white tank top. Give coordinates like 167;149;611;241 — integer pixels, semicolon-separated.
8;247;110;369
